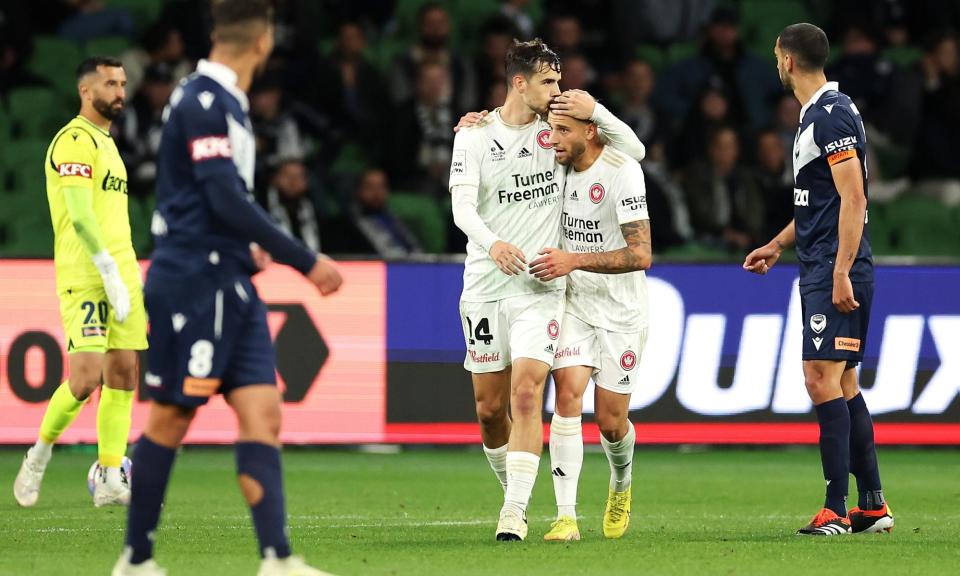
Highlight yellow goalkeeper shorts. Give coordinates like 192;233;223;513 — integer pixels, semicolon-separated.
59;275;148;353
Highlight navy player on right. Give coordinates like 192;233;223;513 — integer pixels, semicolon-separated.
744;23;894;536
112;2;341;575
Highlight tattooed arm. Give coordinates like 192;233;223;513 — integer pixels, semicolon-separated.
528;219;652;281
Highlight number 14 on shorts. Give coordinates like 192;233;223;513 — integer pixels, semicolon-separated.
466;316;494;345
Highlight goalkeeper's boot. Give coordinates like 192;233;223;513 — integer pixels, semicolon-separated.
544;516;580;542
258;549;336;576
796;507;851;536
849;502;894;534
94;464;131;507
495;506;528;541
13;449;48;507
603;486;632;539
111;548;167;576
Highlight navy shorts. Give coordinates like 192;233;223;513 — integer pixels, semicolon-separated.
144;272;276;408
799;281;873;367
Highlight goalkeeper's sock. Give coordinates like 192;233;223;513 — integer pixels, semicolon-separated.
37;381;85;447
126;435;176;564
601;422;635;492
236;442;292;559
483;443;508;492
504;451;539;515
97;387;134;468
549;414;582;520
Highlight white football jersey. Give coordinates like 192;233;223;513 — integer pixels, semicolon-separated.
561;146;649;332
449;109;565;302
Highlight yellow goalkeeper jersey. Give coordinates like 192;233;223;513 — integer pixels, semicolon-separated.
44;115;137;289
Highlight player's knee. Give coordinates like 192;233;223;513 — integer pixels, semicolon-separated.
511;384;541;417
69;367;101;401
554;386;583;416
475;397;507;427
596;413;627;442
804;369;831;399
105;360;138;391
240;403;281;441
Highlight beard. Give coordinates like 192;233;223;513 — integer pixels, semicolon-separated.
93;97;124;120
778;68;793;91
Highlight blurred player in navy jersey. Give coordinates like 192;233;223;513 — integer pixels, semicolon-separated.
112;1;341;575
744;23;894;537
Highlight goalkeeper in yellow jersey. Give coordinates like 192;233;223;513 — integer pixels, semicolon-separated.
13;56;147;508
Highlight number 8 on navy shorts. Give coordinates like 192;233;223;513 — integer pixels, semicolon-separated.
144;273;277;407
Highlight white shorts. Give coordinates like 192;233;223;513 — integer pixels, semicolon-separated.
553;312;647;394
460;290;565;373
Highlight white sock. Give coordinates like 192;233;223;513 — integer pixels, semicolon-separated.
549;414;582;520
482;443;509;492
600;421;635;492
28;440;53;465
503;451;540;515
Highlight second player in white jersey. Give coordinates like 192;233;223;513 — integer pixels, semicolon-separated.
561;146;649;335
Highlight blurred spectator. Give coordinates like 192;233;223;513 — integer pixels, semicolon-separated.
322;169;422;257
684;126;764;250
546;12;583;56
910;30;960;205
483;83;507;112
558;52;600;94
389;2;476;114
611;0;716;47
116;63;176;199
250;71;306;182
121;23;192;96
500;0;535;40
614;59;667;152
315;21;386;159
548;0;618;68
749;130;795;241
638;142;693;249
673;86;735;168
263;159;321;252
387;61;455;197
58;0;134;43
657;6;781;132
0;9;48;99
774;93;801;173
157;0;214;62
474;16;516;109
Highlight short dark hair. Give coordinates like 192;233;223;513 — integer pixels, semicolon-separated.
778;23;830;71
505;38;560;83
212;0;273;45
76;56;123;81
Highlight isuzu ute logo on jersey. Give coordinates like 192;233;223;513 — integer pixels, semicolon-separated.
537;129;552;149
189;136;232;162
794;188;809;206
824;136;857;153
589;183;605;204
58;163;92;178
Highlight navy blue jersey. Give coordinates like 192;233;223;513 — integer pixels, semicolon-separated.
151;59;259;277
792;81;873;286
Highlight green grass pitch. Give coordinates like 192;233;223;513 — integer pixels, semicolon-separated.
1;447;957;575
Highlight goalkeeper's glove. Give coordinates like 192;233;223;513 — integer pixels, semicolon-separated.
92;250;131;323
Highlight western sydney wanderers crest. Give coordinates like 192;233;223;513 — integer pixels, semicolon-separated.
547;319;560;340
537;129;552;149
589;182;605;204
620;350;637;371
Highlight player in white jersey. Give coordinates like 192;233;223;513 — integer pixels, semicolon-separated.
528;110;652;542
449;39;645;542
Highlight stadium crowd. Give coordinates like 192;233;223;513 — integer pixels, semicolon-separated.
2;0;960;257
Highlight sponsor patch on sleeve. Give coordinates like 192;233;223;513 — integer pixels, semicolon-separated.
450;149;466;176
835;337;861;352
827;149;857;166
189;136;232;162
58;163;92;178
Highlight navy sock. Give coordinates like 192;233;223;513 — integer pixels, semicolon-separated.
126;435;177;564
847;393;884;509
815;397;850;517
236;442;291;559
